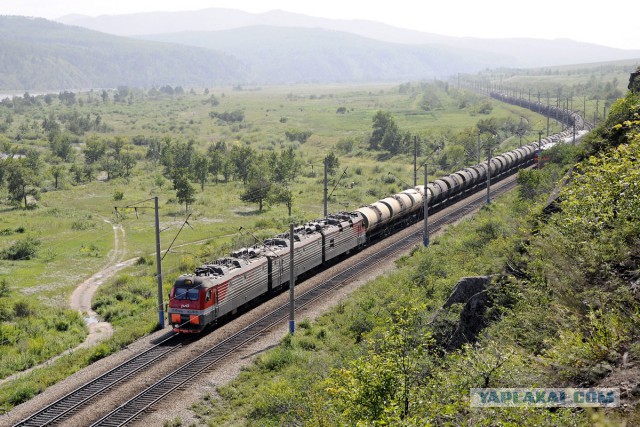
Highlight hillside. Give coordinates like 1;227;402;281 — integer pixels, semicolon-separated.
139;26;509;84
60;8;640;68
0;16;247;91
3;11;640;91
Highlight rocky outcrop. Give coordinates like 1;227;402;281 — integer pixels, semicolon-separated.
629;67;640;93
443;276;495;350
443;276;492;308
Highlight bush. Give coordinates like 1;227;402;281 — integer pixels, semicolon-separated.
0;279;10;298
71;219;96;231
0;237;41;260
257;347;295;372
13;301;32;317
297;338;317;351
88;342;113;363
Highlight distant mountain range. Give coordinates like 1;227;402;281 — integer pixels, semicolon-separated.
1;9;639;91
0;16;246;91
58;8;640;68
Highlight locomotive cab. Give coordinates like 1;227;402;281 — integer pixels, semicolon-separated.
168;278;214;333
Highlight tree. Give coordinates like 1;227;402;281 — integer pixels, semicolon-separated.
439;144;466;171
476;118;499;137
269;184;293;216
369;110;394;150
173;172;196;212
229;145;256;184
161;139;195;179
84;136;107;165
69;163;84;184
326;306;431;424
207;148;226;183
120;152;137;177
324;152;340;176
240;177;271;212
370;110;407;154
270;146;301;184
49;164;65;190
5;159;38;208
99;155;121;181
285;128;312;143
240;156;271;211
191;152;210;190
145;138;162;164
109;136;126;159
49;133;74;161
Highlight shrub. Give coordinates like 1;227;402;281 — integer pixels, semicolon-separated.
136;256;153;266
0;279;10;298
14;301;32;318
297;338;317;351
298;318;311;329
88;342;112;363
7;383;38;406
257;347;295;372
0;237;41;260
71;219;96;230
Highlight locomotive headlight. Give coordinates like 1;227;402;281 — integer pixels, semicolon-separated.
184;279;192;285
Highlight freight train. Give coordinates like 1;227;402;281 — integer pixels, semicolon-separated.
168;101;588;333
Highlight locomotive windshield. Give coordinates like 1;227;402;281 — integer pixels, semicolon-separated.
174;287;200;301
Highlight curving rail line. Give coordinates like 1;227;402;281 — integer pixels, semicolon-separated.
14;334;188;427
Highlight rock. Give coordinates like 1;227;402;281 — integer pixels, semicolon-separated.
629;67;640;93
443;276;493;308
442;276;496;350
446;290;491;350
585;362;614;383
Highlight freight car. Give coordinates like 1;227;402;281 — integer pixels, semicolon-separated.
168;106;588;332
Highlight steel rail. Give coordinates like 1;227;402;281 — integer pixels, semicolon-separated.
14;333;185;427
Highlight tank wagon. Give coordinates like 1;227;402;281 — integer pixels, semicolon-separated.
168;107;588;332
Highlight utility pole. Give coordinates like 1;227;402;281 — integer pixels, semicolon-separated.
546;92;550;137
423;163;429;247
538;131;543;169
477;129;481;163
413;136;418;187
289;223;295;335
323;157;328;217
486;143;491;205
154;197;164;328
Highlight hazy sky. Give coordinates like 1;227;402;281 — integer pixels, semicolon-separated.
2;0;638;50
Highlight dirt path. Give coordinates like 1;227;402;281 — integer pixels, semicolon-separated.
0;221;132;387
69;220;127;344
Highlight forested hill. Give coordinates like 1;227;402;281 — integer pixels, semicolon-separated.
0;16;506;91
0;16;247;91
62;8;640;68
139;26;509;85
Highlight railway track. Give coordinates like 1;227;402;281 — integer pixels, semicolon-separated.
13;334;188;427
13;174;518;427
88;176;520;427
